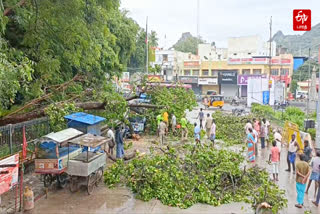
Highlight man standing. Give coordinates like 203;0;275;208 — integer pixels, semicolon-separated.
171;114;177;134
205;113;213;139
312;152;320;207
303;140;312;163
156;114;162;136
295;154;311;208
159;119;167;146
286;134;299;172
252;128;259;157
163;111;169;127
115;125;125;159
274;129;282;153
181;116;188;141
269;141;280;181
106;128;115;155
197;108;205;129
260;120;266;149
210;119;216;146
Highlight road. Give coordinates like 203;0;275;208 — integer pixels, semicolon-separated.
29;104;319;214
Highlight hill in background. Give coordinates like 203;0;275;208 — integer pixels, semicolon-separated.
272;23;320;59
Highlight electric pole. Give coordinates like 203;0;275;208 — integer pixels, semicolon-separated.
146;16;149;74
307;48;311;120
268;16;272;104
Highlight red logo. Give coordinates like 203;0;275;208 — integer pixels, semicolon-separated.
293;10;311;31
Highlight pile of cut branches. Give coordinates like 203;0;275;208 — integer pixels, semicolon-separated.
104;145;287;213
213;111;251;146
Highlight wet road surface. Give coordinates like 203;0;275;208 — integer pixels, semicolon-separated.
30;105;320;214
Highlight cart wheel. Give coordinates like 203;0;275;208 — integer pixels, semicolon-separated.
87;174;95;195
69;177;78;193
44;174;53;187
95;167;104;187
57;173;68;188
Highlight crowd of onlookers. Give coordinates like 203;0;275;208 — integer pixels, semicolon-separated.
245;118;320;209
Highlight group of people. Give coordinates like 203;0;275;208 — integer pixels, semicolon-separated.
285;134;320;208
156;111;189;145
245;118;271;162
194;108;216;145
106;125;126;159
245;117;320;209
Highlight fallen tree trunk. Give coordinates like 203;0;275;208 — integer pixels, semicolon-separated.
0;102;163;126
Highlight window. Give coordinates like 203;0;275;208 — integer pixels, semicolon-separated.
242;69;250;75
202;70;209;76
184;70;191;76
281;68;289;75
193;70;199;76
253;69;262;74
271;69;279;75
163;54;168;62
211;70;219;76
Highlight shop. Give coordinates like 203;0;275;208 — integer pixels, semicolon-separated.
238;75;267;97
178;76;201;94
218;71;238;97
198;78;219;95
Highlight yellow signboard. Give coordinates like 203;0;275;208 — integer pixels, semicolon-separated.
283;121;303;153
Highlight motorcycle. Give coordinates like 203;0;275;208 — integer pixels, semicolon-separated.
231;96;240;106
274;100;289;110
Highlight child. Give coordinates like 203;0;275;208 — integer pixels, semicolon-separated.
269;141;280;181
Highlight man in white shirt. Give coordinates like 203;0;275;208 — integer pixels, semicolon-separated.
107;129;115;155
286;134;299;172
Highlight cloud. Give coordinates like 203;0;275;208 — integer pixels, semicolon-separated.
121;0;320;48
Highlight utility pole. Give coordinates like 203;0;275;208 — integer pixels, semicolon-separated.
146;16;149;74
316;46;320;151
268;16;272;104
306;48;311;120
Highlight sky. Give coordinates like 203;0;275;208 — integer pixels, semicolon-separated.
121;0;320;48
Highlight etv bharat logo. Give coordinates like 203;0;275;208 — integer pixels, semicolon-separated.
293;9;311;31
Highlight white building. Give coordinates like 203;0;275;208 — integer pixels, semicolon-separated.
198;43;228;61
153;49;197;81
228;35;276;58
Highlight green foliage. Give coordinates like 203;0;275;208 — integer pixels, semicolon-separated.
104;145;287;213
307;128;316;140
251;104;306;128
290;80;298;93
292;60;319;82
1;0;146;117
173;32;205;55
45;103;80;132
92;83;128;127
146;86;197;133
212;111;250;146
251;103;274;118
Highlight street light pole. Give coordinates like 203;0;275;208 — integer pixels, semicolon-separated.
307;48;311;120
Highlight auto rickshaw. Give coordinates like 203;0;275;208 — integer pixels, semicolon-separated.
208;95;224;109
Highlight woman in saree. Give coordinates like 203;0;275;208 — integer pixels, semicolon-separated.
247;128;256;163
